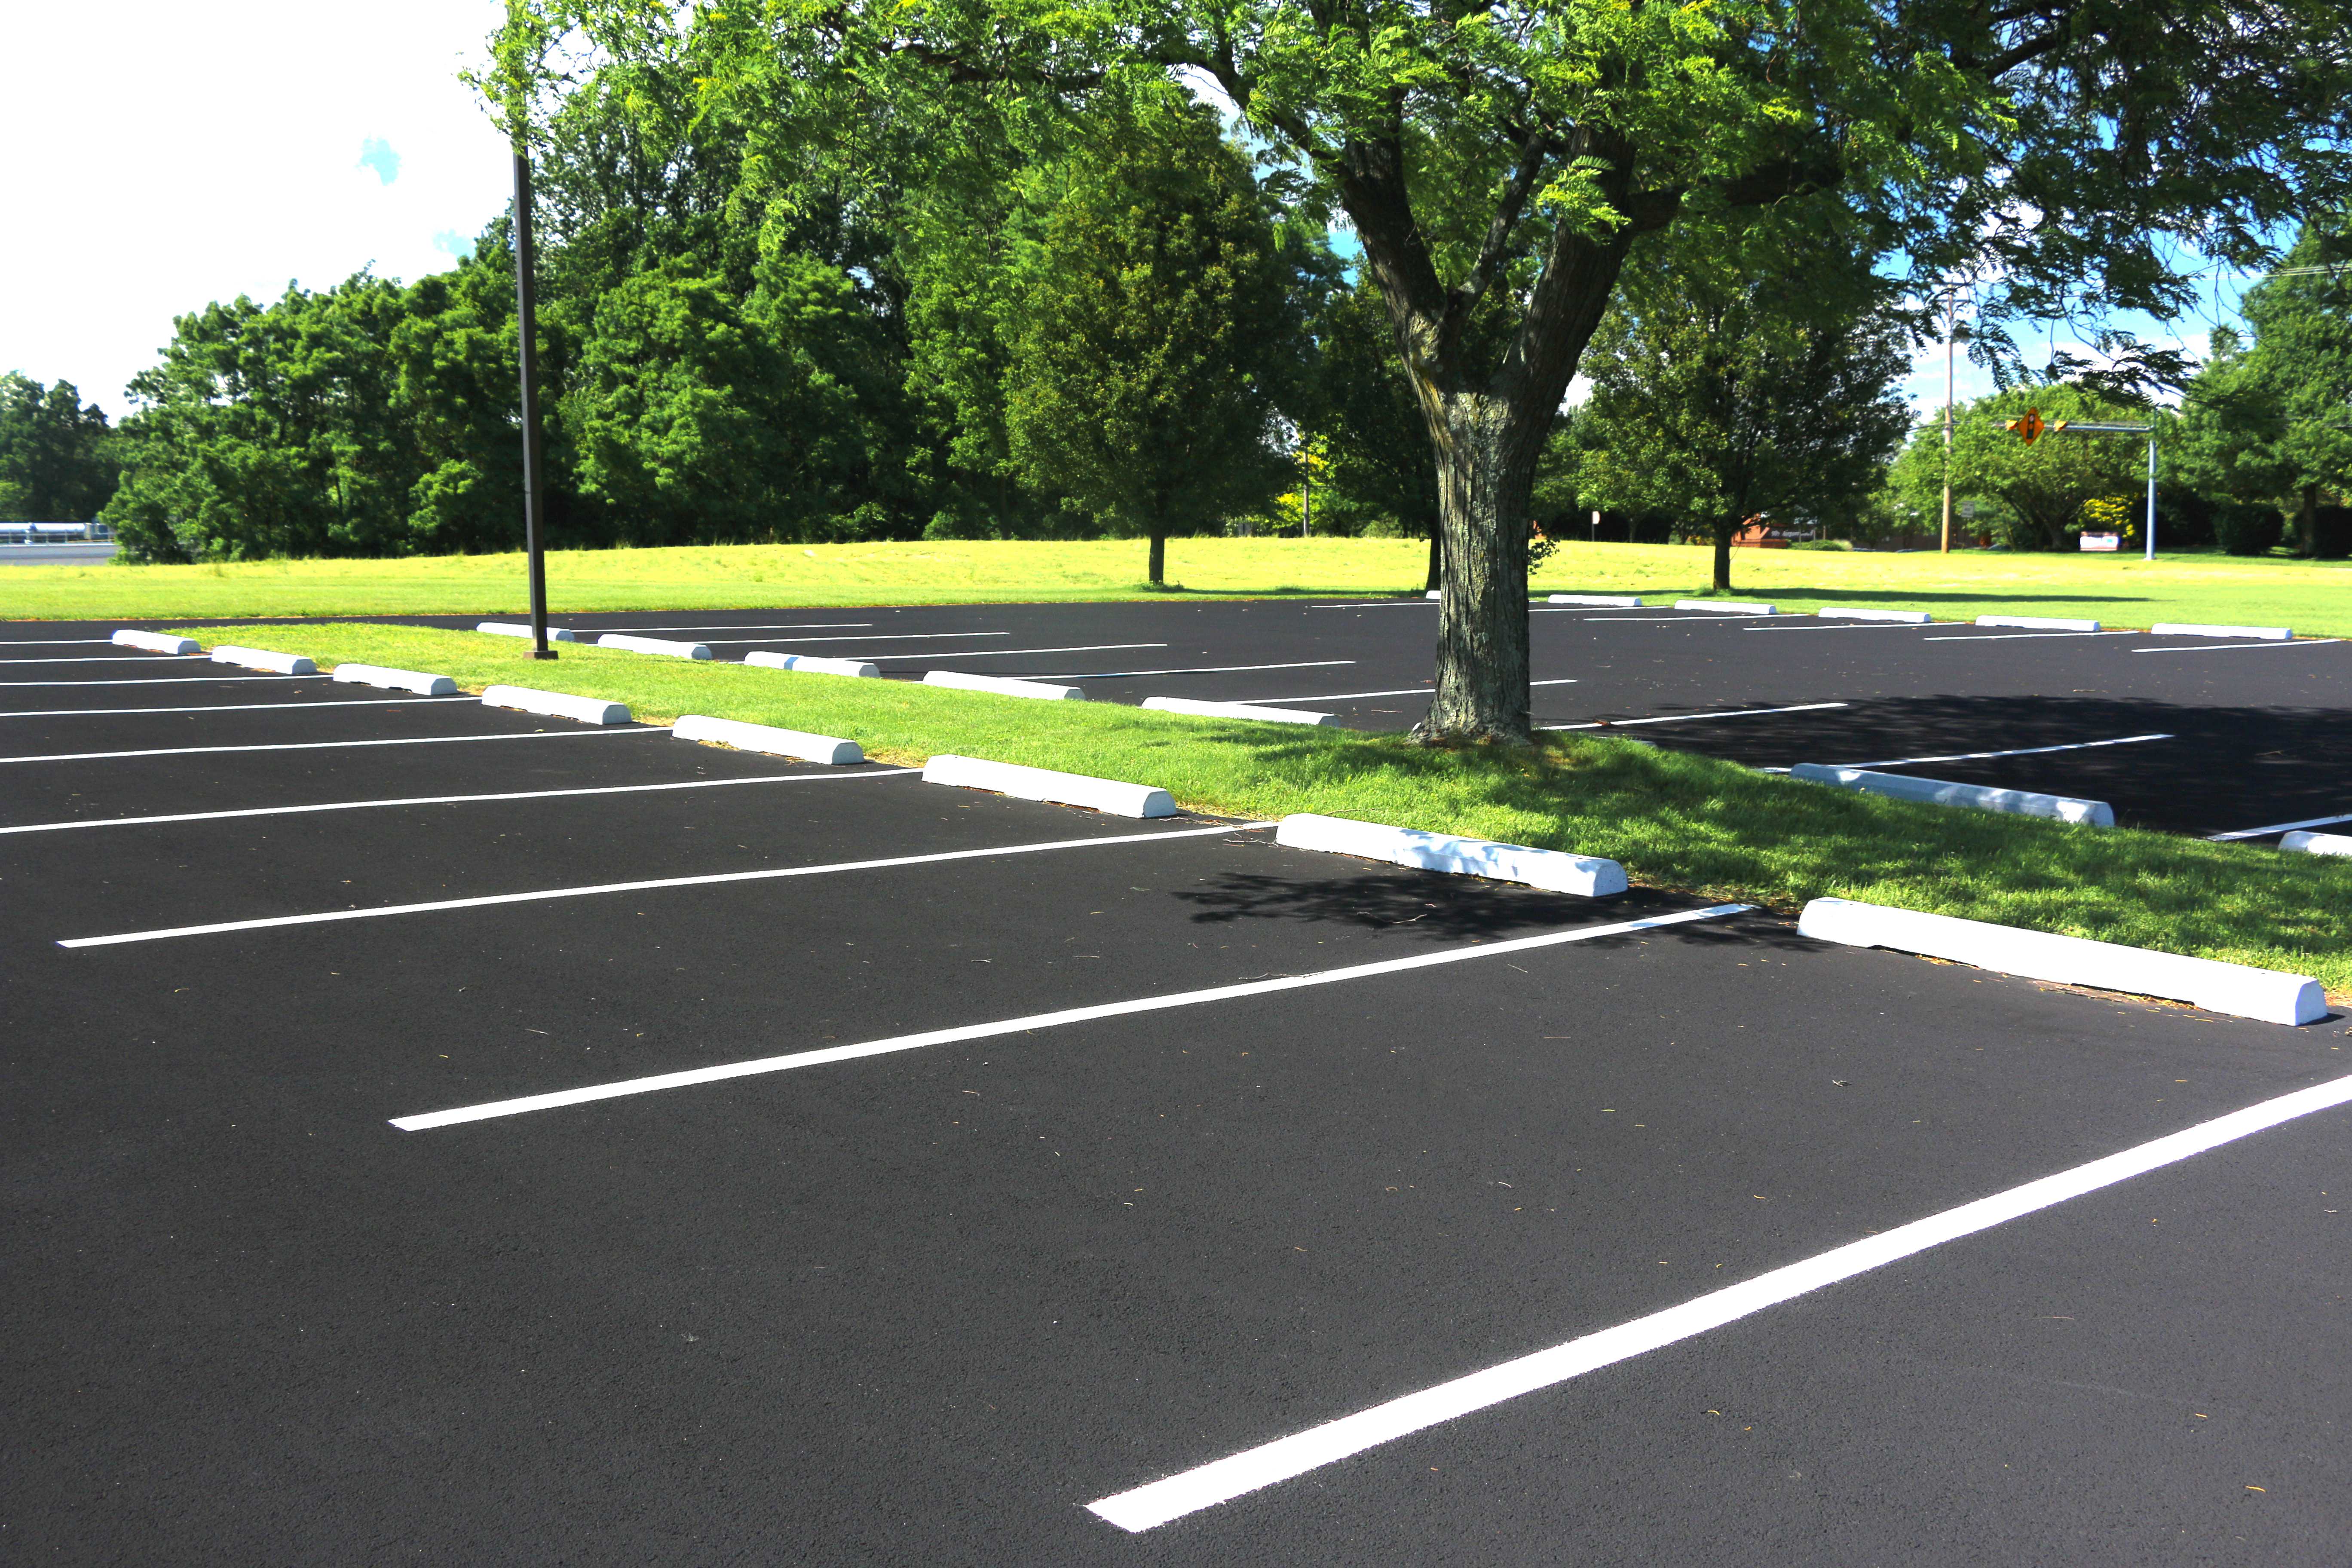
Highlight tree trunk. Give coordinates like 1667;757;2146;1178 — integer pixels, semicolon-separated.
1713;519;1734;591
1424;526;1442;592
1148;530;1165;585
2297;484;2319;557
1418;391;1540;745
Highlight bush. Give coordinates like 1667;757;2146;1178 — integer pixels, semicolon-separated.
2212;501;2285;555
1788;538;1853;551
2313;505;2352;560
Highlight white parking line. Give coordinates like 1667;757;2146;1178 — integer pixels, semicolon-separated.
0;675;322;688
1086;1067;2352;1532
1544;702;1849;731
3;727;665;766
62;820;1270;949
0;655;180;665
2132;639;2342;655
0;696;477;719
1;769;919;837
1311;602;1438;609
868;643;1169;662
585;622;877;633
1039;660;1354;680
1571;615;1749;624
387;903;1747;1130
1823;733;2174;769
1739;621;1938;634
1242;678;1580;705
0;639;120;647
706;632;1011;645
2208;811;2352;842
1920;630;2138;643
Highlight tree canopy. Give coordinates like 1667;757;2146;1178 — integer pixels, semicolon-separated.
0;374;117;522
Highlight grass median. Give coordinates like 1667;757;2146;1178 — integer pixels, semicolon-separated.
174;620;2352;998
26;535;2352;634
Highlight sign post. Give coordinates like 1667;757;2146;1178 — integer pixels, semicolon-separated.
512;148;555;661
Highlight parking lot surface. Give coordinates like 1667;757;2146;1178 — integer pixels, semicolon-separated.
4;616;2349;1564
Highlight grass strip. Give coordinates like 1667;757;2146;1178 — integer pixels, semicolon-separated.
22;535;2352;635
172;621;2352;999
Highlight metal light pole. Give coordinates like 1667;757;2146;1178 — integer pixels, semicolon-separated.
512;147;554;660
2055;420;2159;560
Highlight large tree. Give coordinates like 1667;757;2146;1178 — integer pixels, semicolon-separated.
504;0;2352;741
0;374;118;522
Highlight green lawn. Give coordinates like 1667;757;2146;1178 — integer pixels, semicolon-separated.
17;536;2352;634
170;621;2352;999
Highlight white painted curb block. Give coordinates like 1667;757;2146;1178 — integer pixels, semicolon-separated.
744;651;880;678
480;685;631;726
211;645;317;675
477;621;578;642
1790;763;2114;826
1140;697;1338;726
2281;830;2352;857
1977;615;2099;631
1798;897;2326;1026
597;633;712;660
2149;623;2292;641
923;754;1173;818
1675;600;1776;615
112;630;200;655
332;662;457;696
1425;590;1442;600
922;669;1085;701
673;714;862;766
1550;594;1644;607
1276;813;1627;897
1818;607;1931;623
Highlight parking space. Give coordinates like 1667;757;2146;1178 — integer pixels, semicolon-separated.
5;609;2350;1562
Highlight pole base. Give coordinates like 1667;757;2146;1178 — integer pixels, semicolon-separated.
529;649;558;661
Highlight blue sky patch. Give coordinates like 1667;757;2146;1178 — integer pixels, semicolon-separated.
357;137;401;185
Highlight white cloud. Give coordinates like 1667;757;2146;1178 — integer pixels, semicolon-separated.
0;0;513;413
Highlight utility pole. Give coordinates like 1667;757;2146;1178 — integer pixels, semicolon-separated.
512;147;554;660
1941;292;1960;554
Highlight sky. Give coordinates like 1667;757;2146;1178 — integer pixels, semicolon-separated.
0;0;514;414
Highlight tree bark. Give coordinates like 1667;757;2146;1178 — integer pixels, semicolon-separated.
2297;484;2319;557
1418;390;1540;744
1148;529;1165;585
1424;525;1441;592
1713;519;1734;591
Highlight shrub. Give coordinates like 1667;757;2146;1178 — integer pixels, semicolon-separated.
2212;501;2285;555
2313;505;2352;560
1788;538;1853;551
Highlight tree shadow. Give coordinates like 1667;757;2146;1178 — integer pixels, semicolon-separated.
1170;867;1724;942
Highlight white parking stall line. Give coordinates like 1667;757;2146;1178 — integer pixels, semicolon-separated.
1739;621;1940;634
1822;733;2174;769
0;696;478;720
868;643;1170;662
3;727;667;766
1038;660;1354;680
1921;630;2138;643
1571;615;1751;624
1086;1068;2352;1533
62;820;1271;950
1242;678;1580;705
1;769;920;838
2132;639;2341;655
2208;811;2352;842
580;622;876;634
708;632;1013;646
1544;702;1850;731
0;675;322;688
388;903;1747;1130
0;655;183;665
1311;602;1439;609
0;639;121;647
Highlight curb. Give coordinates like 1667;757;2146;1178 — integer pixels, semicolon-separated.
2281;830;2352;857
1790;763;2114;826
2150;622;2292;641
1140;697;1337;726
1675;600;1776;615
333;663;457;696
1550;594;1644;607
1818;608;1931;624
745;652;880;678
480;685;631;726
922;754;1173;817
598;633;712;660
1797;897;2325;1026
1425;590;1441;600
478;622;578;642
211;645;317;675
922;670;1085;701
1977;615;2099;631
112;630;199;655
1275;812;1627;897
674;714;862;766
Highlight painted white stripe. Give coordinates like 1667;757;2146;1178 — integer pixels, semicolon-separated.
0;639;118;647
0;770;918;837
0;696;476;719
2;727;662;767
1572;615;1749;624
1530;606;1666;615
2132;639;2341;655
1921;630;2137;643
704;632;1010;645
1827;733;2173;769
2208;812;2352;842
0;654;178;665
62;820;1265;949
1087;1067;2352;1532
1243;679;1580;705
1311;602;1439;609
388;904;1746;1130
1037;660;1353;680
869;643;1167;662
1740;621;1937;634
586;622;877;634
0;675;320;687
1544;702;1850;731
